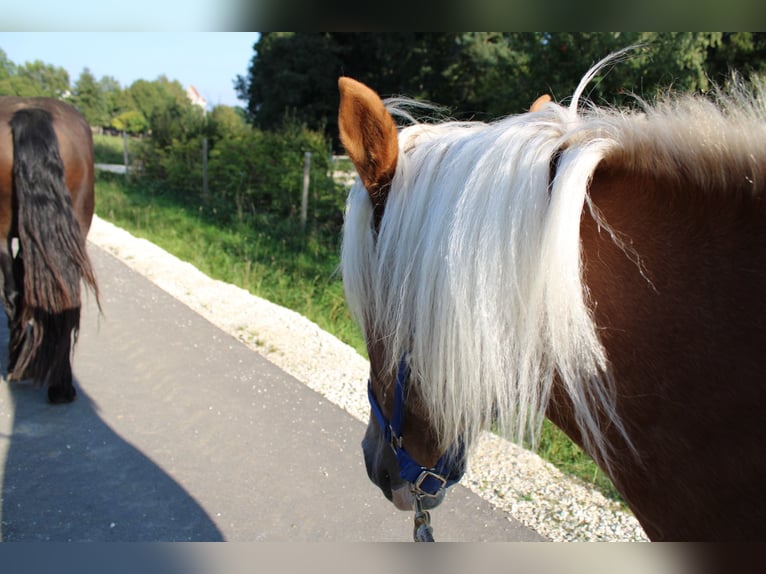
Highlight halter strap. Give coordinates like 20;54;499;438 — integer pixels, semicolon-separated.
367;356;464;497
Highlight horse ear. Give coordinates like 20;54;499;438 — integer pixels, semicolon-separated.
338;77;398;216
530;94;552;112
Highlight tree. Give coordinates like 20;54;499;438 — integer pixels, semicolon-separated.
111;109;149;134
127;77;178;121
0;74;40;97
0;49;16;81
633;32;723;95
16;60;70;98
427;33;531;118
207;104;249;142
99;75;128;120
71;67;108;127
0;56;70;97
124;76;202;143
236;33;487;145
499;33;726;109
502;32;643;106
236;32;340;132
705;32;766;83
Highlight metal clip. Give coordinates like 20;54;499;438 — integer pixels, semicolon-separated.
389;426;403;453
412;495;434;542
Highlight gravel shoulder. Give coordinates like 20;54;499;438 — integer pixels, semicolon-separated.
86;214;648;542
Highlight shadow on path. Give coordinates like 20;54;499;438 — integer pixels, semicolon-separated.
1;244;544;544
0;317;224;543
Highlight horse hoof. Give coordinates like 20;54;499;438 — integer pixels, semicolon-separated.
48;385;76;404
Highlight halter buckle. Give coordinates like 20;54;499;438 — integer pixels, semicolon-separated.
412;469;448;497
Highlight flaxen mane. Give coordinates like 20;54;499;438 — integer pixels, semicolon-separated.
341;57;766;468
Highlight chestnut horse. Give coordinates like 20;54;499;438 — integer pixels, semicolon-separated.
338;56;766;541
0;97;98;403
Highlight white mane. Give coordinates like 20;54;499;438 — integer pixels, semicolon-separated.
341;53;766;467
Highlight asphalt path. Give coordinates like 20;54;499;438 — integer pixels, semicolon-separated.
0;245;545;542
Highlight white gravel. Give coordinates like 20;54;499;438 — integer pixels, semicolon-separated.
86;213;648;542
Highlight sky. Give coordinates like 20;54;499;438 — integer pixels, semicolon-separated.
2;0;254;32
0;33;260;109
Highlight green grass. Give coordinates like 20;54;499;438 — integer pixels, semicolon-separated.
535;420;624;504
95;172;365;355
94;171;626;509
331;155;354;172
93;133;140;165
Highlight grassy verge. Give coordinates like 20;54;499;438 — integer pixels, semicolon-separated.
95;172;364;354
94;171;625;508
93;133;141;165
535;421;623;503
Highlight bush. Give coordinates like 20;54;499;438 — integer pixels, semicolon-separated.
136;115;343;236
208;124;339;221
160;135;206;198
111;110;149;135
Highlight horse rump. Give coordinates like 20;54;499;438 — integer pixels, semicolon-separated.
7;106;97;403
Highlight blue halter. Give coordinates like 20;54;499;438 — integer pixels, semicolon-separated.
367;356;465;497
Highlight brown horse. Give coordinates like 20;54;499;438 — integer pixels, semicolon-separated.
338;56;766;541
0;97;99;403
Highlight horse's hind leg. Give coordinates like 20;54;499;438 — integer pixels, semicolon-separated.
47;346;75;403
45;308;78;404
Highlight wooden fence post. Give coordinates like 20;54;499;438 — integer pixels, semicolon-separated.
202;137;209;203
122;130;129;179
301;151;312;231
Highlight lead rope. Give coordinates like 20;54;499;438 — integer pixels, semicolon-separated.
412;494;435;542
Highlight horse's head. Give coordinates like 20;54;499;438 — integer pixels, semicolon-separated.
338;77;465;512
360;347;465;511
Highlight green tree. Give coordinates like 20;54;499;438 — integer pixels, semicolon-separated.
428;33;531;118
0;56;70;97
111;109;149;134
0;74;39;96
71;67;108;126
236;32;340;132
475;33;727;114
236;33;487;144
125;76;202;143
502;32;642;107
0;48;16;81
705;32;766;83
207;104;249;142
16;60;70;98
234;32;766;145
99;75;128;120
634;32;723;95
127;78;174;121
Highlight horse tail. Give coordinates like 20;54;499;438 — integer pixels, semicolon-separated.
9;107;97;394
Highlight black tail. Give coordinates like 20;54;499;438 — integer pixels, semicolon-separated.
9;108;98;400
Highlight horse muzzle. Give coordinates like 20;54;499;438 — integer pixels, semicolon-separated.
362;414;449;511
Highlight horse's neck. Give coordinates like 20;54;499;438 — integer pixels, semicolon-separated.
563;164;766;539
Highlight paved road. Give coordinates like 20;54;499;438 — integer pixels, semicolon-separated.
0;245;544;542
